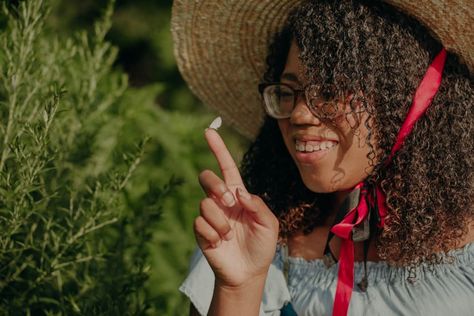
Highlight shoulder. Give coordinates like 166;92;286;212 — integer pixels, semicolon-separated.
179;247;292;316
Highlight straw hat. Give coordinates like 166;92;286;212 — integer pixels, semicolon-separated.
171;0;473;140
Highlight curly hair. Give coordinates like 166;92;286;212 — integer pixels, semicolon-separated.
240;0;473;266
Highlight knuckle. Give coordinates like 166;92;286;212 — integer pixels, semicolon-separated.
222;223;232;234
194;216;219;241
199;197;214;212
253;195;265;206
273;217;280;230
200;199;223;223
200;205;213;220
208;236;221;244
221;164;236;174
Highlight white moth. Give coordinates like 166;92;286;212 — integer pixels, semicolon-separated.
209;116;222;130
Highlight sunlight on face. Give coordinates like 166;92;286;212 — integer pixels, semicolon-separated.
277;41;377;193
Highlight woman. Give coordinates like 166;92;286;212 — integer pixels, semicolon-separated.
172;0;473;315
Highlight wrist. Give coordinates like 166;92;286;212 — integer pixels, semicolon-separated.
215;272;267;292
209;273;268;316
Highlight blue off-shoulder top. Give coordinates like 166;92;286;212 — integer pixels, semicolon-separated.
179;242;474;315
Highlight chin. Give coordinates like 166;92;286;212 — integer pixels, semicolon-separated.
300;174;340;193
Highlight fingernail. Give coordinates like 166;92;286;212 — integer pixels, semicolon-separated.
223;230;234;241
222;191;235;207
212;239;222;248
237;188;251;200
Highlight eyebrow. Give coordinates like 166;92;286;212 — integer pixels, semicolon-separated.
280;72;301;84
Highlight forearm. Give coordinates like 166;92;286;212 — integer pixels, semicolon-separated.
208;275;267;316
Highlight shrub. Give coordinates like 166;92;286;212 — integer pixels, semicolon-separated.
0;1;180;314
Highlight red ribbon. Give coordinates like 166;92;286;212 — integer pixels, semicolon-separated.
330;48;447;316
389;48;447;161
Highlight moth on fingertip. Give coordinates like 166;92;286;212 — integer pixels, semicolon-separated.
209;116;222;130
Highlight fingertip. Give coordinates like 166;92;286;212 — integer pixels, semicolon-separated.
204;127;217;136
204;128;218;147
204;129;211;142
204;128;211;140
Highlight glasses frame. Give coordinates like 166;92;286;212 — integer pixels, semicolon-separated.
258;82;344;120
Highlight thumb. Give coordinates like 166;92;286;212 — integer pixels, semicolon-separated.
236;188;279;229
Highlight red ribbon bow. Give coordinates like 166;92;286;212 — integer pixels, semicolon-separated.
330;48;447;316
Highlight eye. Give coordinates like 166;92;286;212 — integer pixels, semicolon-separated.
279;91;293;98
274;85;294;98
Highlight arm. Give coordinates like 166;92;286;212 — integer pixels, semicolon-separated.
188;275;266;316
208;276;267;316
192;129;279;315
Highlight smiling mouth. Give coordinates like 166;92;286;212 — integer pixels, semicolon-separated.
295;140;338;153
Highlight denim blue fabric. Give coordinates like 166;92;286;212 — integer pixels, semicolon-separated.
179;242;474;315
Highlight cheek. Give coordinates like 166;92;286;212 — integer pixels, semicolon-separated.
278;120;292;150
278;114;378;192
340;123;377;177
332;116;377;184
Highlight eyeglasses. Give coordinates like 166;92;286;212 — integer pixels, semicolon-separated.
258;82;345;120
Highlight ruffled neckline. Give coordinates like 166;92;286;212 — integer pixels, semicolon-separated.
276;242;474;286
279;241;473;265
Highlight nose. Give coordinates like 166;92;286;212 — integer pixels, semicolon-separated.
290;93;322;126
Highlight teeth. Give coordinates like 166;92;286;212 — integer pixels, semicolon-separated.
295;140;337;152
325;141;335;149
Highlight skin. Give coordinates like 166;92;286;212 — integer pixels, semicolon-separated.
194;128;279;316
191;40;474;315
278;41;376;199
191;42;378;315
278;41;382;261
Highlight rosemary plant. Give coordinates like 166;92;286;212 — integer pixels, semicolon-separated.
0;0;179;314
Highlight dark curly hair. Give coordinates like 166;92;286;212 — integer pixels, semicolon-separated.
240;0;473;266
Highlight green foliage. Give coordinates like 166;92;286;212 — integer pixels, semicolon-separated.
115;84;248;315
0;0;182;314
0;0;249;315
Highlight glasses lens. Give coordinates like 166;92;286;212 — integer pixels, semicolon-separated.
263;84;294;118
306;84;342;119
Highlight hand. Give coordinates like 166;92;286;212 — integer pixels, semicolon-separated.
195;128;279;288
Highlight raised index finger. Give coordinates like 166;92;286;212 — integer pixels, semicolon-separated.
204;128;245;189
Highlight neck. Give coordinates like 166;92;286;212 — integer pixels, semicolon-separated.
322;189;353;226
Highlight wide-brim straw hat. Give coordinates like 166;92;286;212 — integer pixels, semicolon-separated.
171;0;473;140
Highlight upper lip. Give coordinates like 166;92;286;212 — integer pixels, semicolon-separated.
293;134;339;142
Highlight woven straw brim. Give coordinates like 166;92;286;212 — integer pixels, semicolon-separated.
171;0;473;140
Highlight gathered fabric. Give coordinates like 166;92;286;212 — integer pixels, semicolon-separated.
179;242;474;315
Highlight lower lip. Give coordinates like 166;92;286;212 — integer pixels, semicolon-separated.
294;145;337;164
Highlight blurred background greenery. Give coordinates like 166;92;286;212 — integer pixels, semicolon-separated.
49;0;250;314
0;0;249;315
